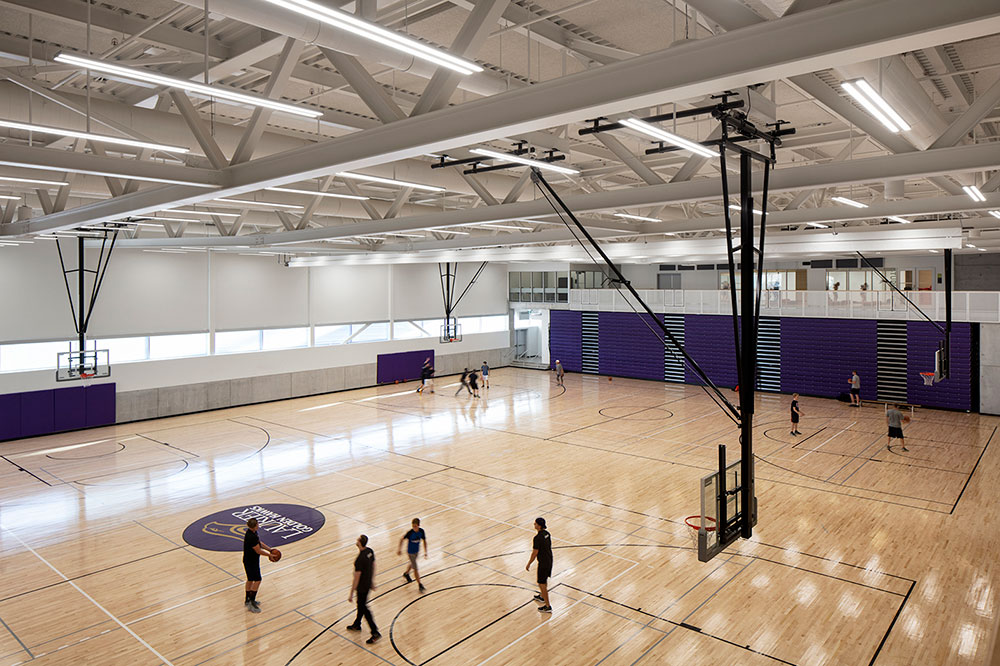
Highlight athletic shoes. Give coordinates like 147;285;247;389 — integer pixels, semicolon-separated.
366;633;382;644
346;624;362;631
901;446;909;452
533;594;544;603
249;601;262;613
403;572;412;583
538;606;552;613
419;584;426;592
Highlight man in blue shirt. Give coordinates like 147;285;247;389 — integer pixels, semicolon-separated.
397;518;428;592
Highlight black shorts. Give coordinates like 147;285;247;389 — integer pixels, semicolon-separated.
537;561;552;584
244;558;262;582
850;388;860;396
888;426;904;439
791;414;799;423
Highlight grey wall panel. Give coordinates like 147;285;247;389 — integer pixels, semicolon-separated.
158;383;208;417
956;254;1000;291
291;369;329;398
207;381;232;410
981;323;1000;415
251;373;292;403
116;389;158;422
231;377;253;406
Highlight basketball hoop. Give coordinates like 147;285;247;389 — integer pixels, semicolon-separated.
920;372;935;386
684;515;716;551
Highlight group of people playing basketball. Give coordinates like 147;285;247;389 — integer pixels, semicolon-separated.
242;514;555;645
416;358;491;397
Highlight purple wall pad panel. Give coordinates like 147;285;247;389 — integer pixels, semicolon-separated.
684;315;738;388
20;389;54;438
907;322;971;410
780;318;878;399
550;310;582;372
598;312;664;380
0;392;21;441
86;383;117;427
377;350;434;384
53;386;88;432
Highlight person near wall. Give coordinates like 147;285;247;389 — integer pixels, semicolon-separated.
849;371;862;407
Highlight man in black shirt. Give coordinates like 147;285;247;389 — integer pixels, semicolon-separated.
525;517;553;613
347;534;381;643
790;393;802;436
243;518;274;613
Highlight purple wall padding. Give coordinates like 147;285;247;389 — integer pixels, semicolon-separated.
20;389;54;438
86;383;117;427
907;321;971;410
550;310;582;372
0;392;21;441
684;314;738;388
377;350;434;384
598;312;664;380
53;386;88;432
780;318;878;399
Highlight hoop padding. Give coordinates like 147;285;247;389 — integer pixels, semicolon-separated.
920;371;935;386
684;515;717;532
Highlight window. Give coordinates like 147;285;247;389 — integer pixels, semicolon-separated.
350;322;389;343
262;327;309;351
95;337;149;364
216;330;262;354
149;333;208;360
658;273;681;289
479;314;508;333
0;340;70;372
393;321;427;340
315;324;352;346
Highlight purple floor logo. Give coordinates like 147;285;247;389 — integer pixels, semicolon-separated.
183;503;326;551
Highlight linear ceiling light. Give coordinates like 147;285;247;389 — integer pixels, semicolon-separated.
266;186;369;200
428;228;469;235
167;209;241;217
0;161;215;187
469;148;579;175
887;216;912;224
831;196;868;208
728;204;763;215
807;222;830;228
841;79;910;133
53;53;322;118
963;185;986;202
215;198;304;209
147;216;210;223
476;223;529;231
0;194;21;200
336;172;445;192
0;175;69;186
989;210;1000;219
0;119;189;153
614;212;661;222
260;0;482;75
619;118;716;159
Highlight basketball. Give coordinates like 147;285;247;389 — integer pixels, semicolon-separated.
269;549;281;562
608;377;612;381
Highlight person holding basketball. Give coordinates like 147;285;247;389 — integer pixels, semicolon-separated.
243;518;275;613
849;371;861;407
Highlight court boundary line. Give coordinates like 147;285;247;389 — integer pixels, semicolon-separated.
1;525;175;665
0;615;33;660
950;425;997;514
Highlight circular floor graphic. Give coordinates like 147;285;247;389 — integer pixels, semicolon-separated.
183;503;326;551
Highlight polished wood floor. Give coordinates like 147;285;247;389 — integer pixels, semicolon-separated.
1;368;998;665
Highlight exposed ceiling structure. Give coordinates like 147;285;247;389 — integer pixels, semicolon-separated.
0;0;998;263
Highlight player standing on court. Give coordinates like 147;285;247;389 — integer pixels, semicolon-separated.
554;360;565;387
849;371;861;407
243;518;274;613
469;368;480;398
347;534;380;644
397;518;428;592
790;393;802;436
481;360;490;389
886;404;910;451
526;517;553;613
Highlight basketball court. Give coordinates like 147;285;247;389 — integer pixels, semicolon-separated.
0;369;996;665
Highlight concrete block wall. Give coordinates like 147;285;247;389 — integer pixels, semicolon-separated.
981;323;1000;415
115;347;511;423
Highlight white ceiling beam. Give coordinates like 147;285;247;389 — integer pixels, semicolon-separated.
169;91;229;170
319;48;406;123
13;0;1000;235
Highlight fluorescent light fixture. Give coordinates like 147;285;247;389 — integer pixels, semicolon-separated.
614;213;661;222
831;196;868;208
266;186;369;200
168;209;241;218
259;0;482;75
0;239;32;243
0;194;20;200
887;216;912;224
967;244;977;248
0;119;189;153
619;117;716;159
963;185;986;202
336;172;445;193
728;204;763;215
807;222;829;228
0;175;69;186
148;216;208;223
469;148;579;175
216;198;304;209
841;79;910;132
0;160;215;187
428;228;469;235
929;249;939;253
989;210;1000;219
53;53;322;119
143;249;188;254
476;223;528;231
979;248;987;251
